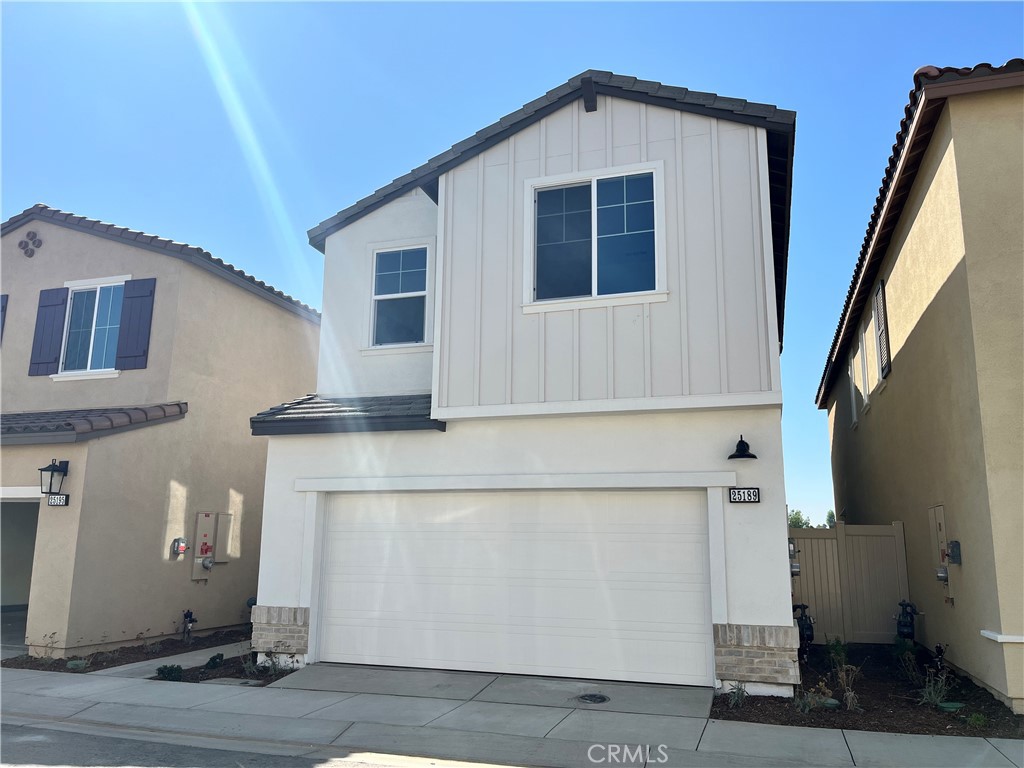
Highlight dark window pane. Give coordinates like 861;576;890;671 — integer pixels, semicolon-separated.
91;285;123;369
536;240;592;300
564;211;591;242
626;201;654;233
563;184;591;212
536;215;563;246
597;232;656;295
376;250;401;274
625;173;654;202
597;206;625;236
401;269;426;293
64;290;96;371
536;188;563;216
401;248;427;271
375;272;401;295
597;176;624;207
374;296;425;345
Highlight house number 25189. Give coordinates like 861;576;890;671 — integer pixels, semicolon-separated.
729;487;760;503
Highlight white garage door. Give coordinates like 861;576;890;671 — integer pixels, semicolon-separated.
318;489;713;685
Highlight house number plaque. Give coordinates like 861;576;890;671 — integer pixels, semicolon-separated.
47;494;69;507
729;487;760;503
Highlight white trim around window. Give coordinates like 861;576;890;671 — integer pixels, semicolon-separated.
58;275;131;375
522;159;667;312
364;238;435;349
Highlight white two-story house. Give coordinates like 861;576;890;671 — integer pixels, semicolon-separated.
251;70;798;694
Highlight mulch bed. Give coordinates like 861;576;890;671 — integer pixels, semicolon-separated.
0;629;250;674
711;643;1024;738
153;654;294;686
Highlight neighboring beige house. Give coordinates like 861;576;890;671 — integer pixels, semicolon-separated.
251;71;802;695
816;60;1023;712
1;205;319;657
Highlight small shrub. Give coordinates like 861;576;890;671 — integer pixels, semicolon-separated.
239;649;259;678
145;641;164;655
205;653;224;669
155;664;183;682
892;636;914;659
966;712;987;729
918;669;954;707
793;688;815;713
833;663;864;711
727;682;748;709
65;659;89;672
825;636;848;668
898;650;925;686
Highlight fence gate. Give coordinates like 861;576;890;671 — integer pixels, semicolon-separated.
789;522;910;644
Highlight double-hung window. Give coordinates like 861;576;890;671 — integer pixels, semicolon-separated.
532;168;657;302
373;247;427;345
62;283;125;372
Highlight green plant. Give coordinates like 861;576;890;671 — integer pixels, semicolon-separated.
155;664;183;682
966;712;987;729
918;669;954;707
146;641;164;655
238;648;259;678
793;688;815;713
825;636;848;668
793;680;834;713
66;659;89;672
897;651;925;686
205;653;224;669
833;662;863;711
727;682;748;709
892;636;914;658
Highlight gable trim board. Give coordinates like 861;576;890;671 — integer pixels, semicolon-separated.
308;70;795;347
816;59;1024;408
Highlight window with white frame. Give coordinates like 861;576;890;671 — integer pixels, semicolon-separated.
62;283;125;372
372;247;427;345
532;169;657;301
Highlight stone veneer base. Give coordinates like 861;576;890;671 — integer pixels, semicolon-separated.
251;605;309;655
713;623;800;686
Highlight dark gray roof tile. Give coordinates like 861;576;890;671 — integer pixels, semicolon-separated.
1;402;188;445
251;394;444;435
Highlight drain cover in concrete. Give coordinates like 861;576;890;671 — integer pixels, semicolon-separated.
577;693;609;704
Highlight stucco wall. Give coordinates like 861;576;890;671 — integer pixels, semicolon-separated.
317;189;437;397
826;90;1023;709
257;407;793;634
0;219;320;654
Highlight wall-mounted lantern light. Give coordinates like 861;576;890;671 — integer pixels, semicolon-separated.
728;435;757;460
39;459;69;495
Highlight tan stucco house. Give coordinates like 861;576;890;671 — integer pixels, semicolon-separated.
250;71;803;695
816;60;1023;712
1;204;319;658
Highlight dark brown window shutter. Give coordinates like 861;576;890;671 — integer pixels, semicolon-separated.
115;278;157;370
1;294;7;343
875;281;891;379
28;288;69;375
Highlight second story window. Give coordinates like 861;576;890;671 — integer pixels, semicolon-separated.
373;247;427;345
63;284;124;371
534;170;656;301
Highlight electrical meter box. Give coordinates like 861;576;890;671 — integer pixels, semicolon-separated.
192;512;217;581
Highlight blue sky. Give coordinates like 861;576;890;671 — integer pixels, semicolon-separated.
3;2;1021;524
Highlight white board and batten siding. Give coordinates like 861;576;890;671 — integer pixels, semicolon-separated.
319;489;714;686
433;94;781;418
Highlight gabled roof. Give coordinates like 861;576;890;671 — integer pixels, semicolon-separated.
2;204;321;324
250;393;444;435
815;59;1024;408
1;402;187;445
309;70;796;344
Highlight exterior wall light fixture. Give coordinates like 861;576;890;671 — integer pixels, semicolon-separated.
728;435;757;460
39;459;69;495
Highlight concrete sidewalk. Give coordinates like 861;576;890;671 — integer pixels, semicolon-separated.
2;663;1021;768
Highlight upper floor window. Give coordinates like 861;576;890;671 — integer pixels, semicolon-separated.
63;283;124;371
534;171;655;301
373;247;427;345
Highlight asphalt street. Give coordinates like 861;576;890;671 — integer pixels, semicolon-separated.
0;724;473;768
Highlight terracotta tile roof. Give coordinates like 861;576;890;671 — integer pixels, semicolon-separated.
1;204;320;323
1;402;188;444
307;69;796;345
815;58;1024;408
251;394;444;435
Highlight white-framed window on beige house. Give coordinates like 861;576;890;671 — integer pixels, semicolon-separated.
859;320;871;413
522;160;667;313
848;350;859;428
